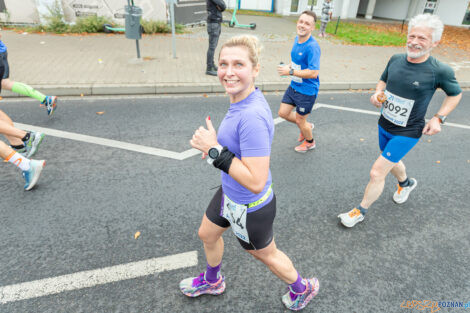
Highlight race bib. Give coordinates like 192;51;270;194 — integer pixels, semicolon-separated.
381;90;414;127
291;62;302;84
222;195;249;243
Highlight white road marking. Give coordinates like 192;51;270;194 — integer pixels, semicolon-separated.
14;103;470;162
14;123;185;160
0;251;197;304
317;103;470;130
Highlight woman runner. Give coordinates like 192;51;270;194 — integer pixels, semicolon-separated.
180;35;319;311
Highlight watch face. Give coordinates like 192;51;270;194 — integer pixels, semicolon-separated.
209;148;219;159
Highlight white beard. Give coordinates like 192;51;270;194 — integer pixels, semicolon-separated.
406;44;433;59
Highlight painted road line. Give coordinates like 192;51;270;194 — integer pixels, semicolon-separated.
14;104;470;162
316;103;381;116
0;251;197;304
14;123;183;160
317;103;470;130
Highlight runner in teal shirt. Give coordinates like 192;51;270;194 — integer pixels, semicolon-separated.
338;14;462;228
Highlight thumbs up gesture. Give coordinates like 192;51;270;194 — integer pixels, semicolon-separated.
190;116;218;154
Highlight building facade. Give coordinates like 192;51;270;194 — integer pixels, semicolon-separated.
0;0;468;27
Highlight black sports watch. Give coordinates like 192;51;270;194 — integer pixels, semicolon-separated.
434;114;447;124
207;145;223;165
289;68;294;76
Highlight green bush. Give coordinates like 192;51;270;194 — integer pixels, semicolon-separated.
71;15;113;33
43;6;67;32
43;0;69;33
141;19;184;34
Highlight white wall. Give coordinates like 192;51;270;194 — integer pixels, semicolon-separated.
1;0;167;25
374;0;409;20
434;0;468;26
343;0;360;18
2;0;39;24
61;0;167;24
240;0;273;11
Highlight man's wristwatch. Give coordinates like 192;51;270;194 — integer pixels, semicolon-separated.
434;114;447;124
289;68;294;76
207;144;223;165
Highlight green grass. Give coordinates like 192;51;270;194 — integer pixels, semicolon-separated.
226;9;281;17
320;21;406;46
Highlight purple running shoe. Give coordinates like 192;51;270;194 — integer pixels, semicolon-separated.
282;277;319;311
179;272;225;297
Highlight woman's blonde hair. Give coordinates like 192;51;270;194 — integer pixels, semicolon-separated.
219;35;262;67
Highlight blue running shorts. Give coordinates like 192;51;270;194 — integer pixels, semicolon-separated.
378;125;419;163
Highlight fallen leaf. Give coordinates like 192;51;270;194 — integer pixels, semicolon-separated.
436;160;441;164
96;111;105;115
143;56;155;61
134;231;141;239
467;160;470;163
330;97;334;100
203;94;208;98
360;138;365;142
427;139;431;143
80;93;84;97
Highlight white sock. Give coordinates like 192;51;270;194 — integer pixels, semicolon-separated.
6;152;31;171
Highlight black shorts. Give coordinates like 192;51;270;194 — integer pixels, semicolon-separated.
205;187;276;250
0;51;9;79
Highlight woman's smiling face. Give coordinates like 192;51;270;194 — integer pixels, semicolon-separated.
218;46;259;103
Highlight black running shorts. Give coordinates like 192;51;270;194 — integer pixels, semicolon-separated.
205;187;276;250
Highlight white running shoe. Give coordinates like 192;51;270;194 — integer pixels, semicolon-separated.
393;178;417;204
338;208;364;228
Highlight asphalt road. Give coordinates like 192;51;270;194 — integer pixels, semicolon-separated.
1;91;469;313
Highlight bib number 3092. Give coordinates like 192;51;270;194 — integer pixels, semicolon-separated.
381;90;414;127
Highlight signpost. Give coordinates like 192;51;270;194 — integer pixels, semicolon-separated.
166;0;177;59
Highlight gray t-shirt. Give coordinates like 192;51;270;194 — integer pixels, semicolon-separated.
379;54;461;138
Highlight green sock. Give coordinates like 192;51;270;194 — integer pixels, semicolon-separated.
11;82;46;102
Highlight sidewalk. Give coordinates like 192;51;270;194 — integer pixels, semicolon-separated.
1;14;469;97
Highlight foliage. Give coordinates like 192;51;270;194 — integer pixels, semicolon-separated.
70;15;113;33
140;19;184;34
320;20;407;46
43;0;68;33
226;9;281;17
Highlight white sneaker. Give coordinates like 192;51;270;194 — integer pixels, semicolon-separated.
393;178;417;204
338;208;364;228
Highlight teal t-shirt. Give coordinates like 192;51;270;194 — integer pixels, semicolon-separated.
378;54;461;138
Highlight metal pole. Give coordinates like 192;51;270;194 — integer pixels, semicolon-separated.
401;19;405;33
136;40;141;58
334;16;340;34
170;1;176;58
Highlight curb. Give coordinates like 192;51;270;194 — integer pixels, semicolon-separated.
1;81;469;97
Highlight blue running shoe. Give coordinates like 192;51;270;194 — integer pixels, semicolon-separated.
42;96;57;116
23;160;45;190
179;272;225;297
24;132;45;158
282;277;319;311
